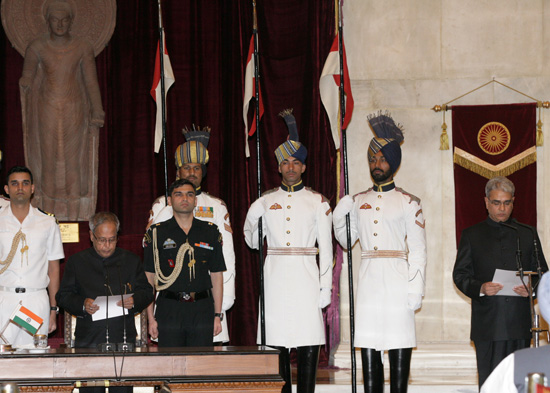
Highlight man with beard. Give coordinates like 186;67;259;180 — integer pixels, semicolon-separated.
244;109;333;393
333;113;427;393
453;176;548;388
146;127;235;344
144;179;225;347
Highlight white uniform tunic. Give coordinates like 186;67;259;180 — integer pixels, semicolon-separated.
147;190;235;342
0;197;9;211
0;205;64;346
334;184;426;350
244;184;333;348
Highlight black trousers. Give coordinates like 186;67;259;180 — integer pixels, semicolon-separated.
473;339;530;388
156;296;214;347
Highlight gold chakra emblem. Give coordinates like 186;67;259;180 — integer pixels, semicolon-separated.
477;122;511;155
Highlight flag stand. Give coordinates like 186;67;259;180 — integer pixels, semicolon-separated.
251;0;266;346
157;0;169;202
335;0;356;391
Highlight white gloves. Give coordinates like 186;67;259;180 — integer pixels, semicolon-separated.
247;200;266;222
407;293;422;311
319;288;332;309
333;195;354;220
222;296;234;312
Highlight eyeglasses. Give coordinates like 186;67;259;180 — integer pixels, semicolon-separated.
92;233;118;245
489;199;513;207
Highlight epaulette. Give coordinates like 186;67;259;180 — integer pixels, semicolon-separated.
152;195;166;205
306;187;330;204
261;187;279;197
203;192;228;208
395;187;421;205
354;188;373;200
38;208;59;224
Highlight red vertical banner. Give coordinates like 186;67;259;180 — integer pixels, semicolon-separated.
452;103;537;244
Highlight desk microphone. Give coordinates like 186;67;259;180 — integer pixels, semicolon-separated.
97;267;114;352
116;263;134;352
511;219;544;285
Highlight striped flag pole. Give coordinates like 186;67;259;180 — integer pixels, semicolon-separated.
151;0;176;202
336;0;357;391
252;0;266;346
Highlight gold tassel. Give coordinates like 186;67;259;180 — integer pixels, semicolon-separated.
537;107;543;146
440;121;449;150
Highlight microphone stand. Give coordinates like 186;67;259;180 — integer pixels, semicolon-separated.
116;263;134;352
511;219;548;347
98;267;114;352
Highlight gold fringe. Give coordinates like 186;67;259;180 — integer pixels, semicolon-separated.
453;149;537;179
440;121;449;150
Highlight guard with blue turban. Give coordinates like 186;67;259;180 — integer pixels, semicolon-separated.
146;126;236;345
244;109;333;393
333;112;427;393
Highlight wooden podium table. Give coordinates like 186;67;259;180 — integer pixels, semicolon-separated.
0;346;283;393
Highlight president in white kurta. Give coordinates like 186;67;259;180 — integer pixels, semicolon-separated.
244;109;332;393
333;113;427;393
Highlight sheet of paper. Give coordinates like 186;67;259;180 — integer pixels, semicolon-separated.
492;269;528;297
91;294;133;321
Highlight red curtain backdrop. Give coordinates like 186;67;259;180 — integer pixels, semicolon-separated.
0;1;337;348
452;103;537;244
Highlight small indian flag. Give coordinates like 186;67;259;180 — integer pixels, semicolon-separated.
10;304;43;335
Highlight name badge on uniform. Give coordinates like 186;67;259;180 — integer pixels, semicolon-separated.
195;242;213;250
163;238;177;249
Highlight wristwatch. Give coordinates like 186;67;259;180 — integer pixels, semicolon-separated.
50;306;59;314
214;312;223;321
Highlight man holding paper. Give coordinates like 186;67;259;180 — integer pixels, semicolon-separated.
453;176;548;388
57;212;153;348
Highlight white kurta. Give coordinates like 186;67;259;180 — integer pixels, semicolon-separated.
334;186;426;350
244;186;333;348
147;192;235;342
0;205;64;346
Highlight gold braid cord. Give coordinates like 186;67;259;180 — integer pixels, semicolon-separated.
0;229;27;275
152;228;195;291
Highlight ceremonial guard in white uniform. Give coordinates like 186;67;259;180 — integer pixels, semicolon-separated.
146;127;235;343
0;166;64;346
333;114;427;393
244;110;333;393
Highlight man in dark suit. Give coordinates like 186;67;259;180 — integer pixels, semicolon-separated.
453;176;548;389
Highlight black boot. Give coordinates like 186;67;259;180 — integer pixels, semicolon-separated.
361;348;384;393
273;346;292;393
297;345;320;393
388;348;412;393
